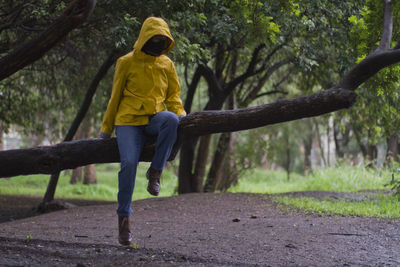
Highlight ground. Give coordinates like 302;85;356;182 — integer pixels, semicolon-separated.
0;193;399;266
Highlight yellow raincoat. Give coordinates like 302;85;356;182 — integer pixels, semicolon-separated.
100;17;186;135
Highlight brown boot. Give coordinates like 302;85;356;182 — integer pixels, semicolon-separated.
146;167;162;196
118;216;132;246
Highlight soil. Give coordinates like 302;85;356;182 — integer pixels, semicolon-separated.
0;192;399;266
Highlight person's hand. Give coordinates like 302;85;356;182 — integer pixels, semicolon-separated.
98;132;111;139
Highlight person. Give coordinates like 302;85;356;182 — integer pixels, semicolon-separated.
99;17;186;246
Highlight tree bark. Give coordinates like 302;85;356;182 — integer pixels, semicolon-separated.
367;144;378;162
178;137;197;193
70;124;83;184
82;118;97;184
0;122;4;151
83;164;97;184
178;67;201;194
314;119;327;167
333;120;350;159
303;131;312;174
192;135;212;192
217;133;238;191
205;94;237;192
70;167;83;184
203;132;231;192
352;126;368;158
285;129;291;181
386;133;399;163
0;0;96;81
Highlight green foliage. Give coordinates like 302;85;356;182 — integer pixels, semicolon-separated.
25;234;33;244
385;168;400;198
346;0;400;150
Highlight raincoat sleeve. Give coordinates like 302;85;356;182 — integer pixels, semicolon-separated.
100;58;127;135
164;61;186;117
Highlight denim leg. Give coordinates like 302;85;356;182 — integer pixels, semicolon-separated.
145;111;179;171
115;125;145;217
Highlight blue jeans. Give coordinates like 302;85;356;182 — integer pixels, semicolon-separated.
115;111;179;217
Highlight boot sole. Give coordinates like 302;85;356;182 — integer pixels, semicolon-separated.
118;239;132;246
147;187;159;196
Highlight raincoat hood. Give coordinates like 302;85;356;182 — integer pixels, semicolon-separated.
133;17;174;55
100;17;185;135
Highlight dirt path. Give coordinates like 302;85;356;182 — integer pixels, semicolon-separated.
0;193;399;266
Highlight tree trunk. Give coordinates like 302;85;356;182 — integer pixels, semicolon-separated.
367;144;378;162
203;132;231;192
352;126;367;158
82;117;97;185
285;132;291;181
333;120;350;159
70;167;83;184
333;124;342;158
70;124;83;184
178;138;197;193
217;133;238;191
327;117;331;166
192;135;212;192
83;164;97;184
314;119;327;167
177;66;201;194
0;122;4;151
303;134;312;174
386;133;399;163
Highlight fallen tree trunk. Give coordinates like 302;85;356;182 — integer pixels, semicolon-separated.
0;88;356;178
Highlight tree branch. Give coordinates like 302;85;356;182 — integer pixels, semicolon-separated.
0;0;96;81
241;59;291;106
0;4;24;33
223;43;266;95
254;90;288;99
0;88;356;178
65;52;117;141
181;88;356;136
184;66;202;113
377;0;393;51
338;49;400;90
198;64;224;100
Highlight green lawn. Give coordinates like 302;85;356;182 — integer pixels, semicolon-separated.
276;194;400;218
228;166;399;218
228;166;390;193
0;162;178;201
1;164;398;218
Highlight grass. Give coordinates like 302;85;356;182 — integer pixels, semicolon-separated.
228;165;390;194
228;165;399;218
0;162;178;202
276;194;400;218
1;163;398;218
